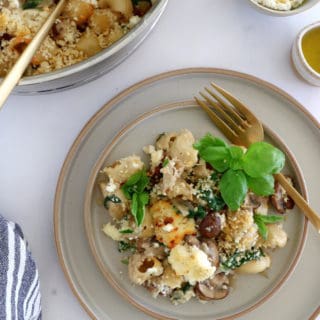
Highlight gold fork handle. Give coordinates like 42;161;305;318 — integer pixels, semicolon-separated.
275;173;320;233
0;0;67;109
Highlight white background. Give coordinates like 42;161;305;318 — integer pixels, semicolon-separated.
0;0;319;319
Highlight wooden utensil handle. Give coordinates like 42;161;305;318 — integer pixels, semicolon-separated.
275;173;320;233
0;0;66;109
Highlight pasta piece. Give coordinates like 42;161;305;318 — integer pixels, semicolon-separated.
168;129;198;168
237;255;271;274
76;31;101;57
128;254;163;285
102;155;144;184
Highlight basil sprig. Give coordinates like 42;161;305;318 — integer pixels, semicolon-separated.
194;134;285;211
121;170;149;226
254;213;284;239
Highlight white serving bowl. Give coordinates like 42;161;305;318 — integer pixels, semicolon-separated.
247;0;320;16
292;21;320;86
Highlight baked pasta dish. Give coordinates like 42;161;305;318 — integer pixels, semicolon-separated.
98;129;294;304
0;0;154;76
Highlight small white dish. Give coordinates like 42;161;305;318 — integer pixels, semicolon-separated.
247;0;320;16
292;21;320;86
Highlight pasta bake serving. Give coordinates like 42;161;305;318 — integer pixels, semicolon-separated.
0;0;154;76
97;129;294;304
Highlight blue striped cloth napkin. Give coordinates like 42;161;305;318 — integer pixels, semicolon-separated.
0;215;42;320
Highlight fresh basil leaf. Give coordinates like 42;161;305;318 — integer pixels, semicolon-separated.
131;193;139;224
254;214;283;240
136;171;149;193
219;169;248;211
123;171;142;187
247;174;275;196
103;195;122;209
229;146;244;170
162;158;169;167
193;133;227;152
119;229;134;234
136;202;145;227
200;146;231;172
243;142;285;178
139;192;149;206
255;213;284;224
254;216;268;240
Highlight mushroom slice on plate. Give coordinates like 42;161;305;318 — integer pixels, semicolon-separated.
270;178;295;213
195;273;230;301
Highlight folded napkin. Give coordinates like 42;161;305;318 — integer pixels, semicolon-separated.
0;215;41;320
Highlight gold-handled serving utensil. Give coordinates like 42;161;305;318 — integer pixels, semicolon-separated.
0;0;67;109
195;82;320;233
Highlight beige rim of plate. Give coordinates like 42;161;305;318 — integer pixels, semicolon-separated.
54;67;319;320
83;100;307;320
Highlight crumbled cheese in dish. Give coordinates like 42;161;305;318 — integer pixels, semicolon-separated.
253;0;304;10
168;244;216;284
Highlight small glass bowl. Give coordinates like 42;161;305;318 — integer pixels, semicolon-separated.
292;21;320;86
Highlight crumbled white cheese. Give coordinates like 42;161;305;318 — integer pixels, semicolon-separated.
253;0;304;11
162;224;174;232
168;244;216;284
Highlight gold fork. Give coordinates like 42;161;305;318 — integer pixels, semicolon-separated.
195;82;320;234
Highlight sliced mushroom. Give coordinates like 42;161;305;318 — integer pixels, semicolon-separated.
199;213;221;238
195;273;229;301
270;179;295;214
243;192;269;215
200;239;219;267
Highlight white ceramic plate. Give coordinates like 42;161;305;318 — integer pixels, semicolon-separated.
84;100;307;320
54;68;320;320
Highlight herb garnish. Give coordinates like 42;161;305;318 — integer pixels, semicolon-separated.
194;134;285;211
119;229;134;234
254;213;284;239
103;195;122;209
118;241;136;253
121;258;129;265
121;170;150;226
23;0;43;9
162;158;169;168
199;190;225;211
220;248;264;270
188;206;206;219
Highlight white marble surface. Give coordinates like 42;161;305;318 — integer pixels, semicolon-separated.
0;1;320;319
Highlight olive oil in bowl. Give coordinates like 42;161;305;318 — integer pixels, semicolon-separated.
301;27;320;74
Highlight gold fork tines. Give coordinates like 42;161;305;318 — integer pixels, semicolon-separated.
195;81;320;234
196;82;264;147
